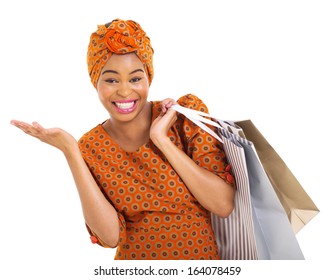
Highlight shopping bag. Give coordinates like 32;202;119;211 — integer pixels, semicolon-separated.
209;128;258;259
233;120;319;233
197;116;319;233
171;104;305;260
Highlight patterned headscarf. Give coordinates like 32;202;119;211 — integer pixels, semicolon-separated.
87;19;154;88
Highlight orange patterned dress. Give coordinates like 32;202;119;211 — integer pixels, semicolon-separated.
78;94;235;260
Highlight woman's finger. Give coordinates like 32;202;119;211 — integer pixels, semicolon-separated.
11;120;43;137
160;98;176;114
32;121;45;132
10;119;28;128
11;120;32;133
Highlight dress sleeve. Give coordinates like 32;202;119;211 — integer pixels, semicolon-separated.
177;94;236;188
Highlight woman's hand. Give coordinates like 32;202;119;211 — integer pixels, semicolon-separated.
149;98;178;147
10;120;78;153
149;98;235;217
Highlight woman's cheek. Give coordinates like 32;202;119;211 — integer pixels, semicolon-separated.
97;84;114;100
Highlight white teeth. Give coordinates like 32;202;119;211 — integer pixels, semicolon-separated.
115;101;135;109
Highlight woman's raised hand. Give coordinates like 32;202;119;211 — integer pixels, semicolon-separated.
149;98;178;146
10;120;78;153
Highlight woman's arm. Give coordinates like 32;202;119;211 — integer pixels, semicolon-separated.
10;120;120;247
149;101;235;218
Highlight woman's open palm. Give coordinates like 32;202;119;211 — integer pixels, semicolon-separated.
10;120;77;153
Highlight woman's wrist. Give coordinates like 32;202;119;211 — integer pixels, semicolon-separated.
150;134;171;151
62;141;81;159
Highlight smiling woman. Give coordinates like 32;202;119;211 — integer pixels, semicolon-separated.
10;18;236;260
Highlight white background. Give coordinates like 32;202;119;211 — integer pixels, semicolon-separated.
1;0;333;279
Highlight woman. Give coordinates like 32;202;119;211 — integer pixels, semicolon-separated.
11;19;236;260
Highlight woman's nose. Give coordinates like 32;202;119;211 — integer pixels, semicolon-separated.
116;83;132;98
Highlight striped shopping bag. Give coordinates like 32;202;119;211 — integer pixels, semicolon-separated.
210;130;258;259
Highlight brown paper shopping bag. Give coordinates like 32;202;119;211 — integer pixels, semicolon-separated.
235;120;319;233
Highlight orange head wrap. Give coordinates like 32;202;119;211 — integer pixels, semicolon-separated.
87;19;154;88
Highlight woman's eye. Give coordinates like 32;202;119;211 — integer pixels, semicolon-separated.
105;78;118;83
130;77;142;83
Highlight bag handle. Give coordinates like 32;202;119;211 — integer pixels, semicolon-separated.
171;104;224;144
171;104;246;137
171;104;221;128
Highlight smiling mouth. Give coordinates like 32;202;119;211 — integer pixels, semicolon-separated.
112;100;138;114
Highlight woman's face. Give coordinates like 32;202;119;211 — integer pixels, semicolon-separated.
96;53;150;123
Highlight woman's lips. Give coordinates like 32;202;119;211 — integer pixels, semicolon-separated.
112;99;138;114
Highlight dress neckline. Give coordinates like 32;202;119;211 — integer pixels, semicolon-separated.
99;101;158;153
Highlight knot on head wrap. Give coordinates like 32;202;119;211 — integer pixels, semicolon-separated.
87;19;154;88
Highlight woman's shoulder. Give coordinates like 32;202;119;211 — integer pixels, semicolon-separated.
78;122;105;146
151;94;209;118
177;94;209;113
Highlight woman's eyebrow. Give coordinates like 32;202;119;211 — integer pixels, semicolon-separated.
129;69;144;75
101;69;144;75
101;69;118;75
